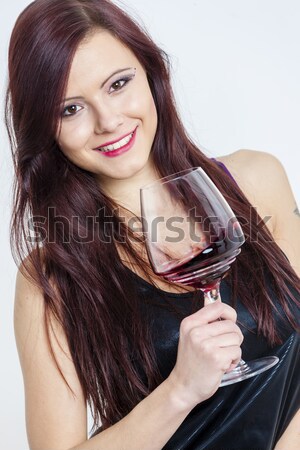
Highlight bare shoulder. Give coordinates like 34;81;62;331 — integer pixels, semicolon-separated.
14;256;52;356
218;149;287;192
217;149;292;212
14;259;78;388
14;260;46;355
218;149;300;275
14;261;87;448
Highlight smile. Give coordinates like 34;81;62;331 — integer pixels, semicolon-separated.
97;128;136;153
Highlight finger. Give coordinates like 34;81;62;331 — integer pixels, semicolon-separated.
218;346;242;372
185;321;243;344
180;302;237;332
224;349;244;372
225;360;241;373
202;332;243;349
202;320;244;342
196;340;242;372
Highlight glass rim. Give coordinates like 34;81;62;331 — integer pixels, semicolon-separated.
140;167;204;191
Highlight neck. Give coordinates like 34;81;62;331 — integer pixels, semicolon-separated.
98;162;160;217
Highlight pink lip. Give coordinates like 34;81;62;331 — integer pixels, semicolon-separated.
94;127;137;149
95;127;138;158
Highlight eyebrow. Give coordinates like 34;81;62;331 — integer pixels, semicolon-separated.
63;67;134;103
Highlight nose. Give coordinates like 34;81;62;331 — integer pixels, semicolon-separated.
93;101;124;134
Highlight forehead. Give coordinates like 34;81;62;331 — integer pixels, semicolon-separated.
68;30;139;82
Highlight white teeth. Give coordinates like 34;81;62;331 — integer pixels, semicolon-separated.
99;132;133;152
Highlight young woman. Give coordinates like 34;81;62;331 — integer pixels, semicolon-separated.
6;1;299;449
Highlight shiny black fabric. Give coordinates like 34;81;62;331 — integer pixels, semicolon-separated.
129;269;300;450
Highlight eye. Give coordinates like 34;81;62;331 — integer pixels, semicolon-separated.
62;104;83;117
109;75;133;94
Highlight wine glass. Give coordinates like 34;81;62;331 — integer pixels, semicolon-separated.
140;167;279;386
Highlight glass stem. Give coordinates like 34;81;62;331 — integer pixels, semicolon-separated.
203;280;222;304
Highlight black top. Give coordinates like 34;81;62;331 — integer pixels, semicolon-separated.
128;269;299;450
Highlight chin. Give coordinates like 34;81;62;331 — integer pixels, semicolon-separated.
121;155;151;177
117;166;145;180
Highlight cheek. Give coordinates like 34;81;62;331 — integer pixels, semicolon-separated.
124;89;158;134
58;143;90;171
57;142;79;166
148;96;158;129
124;83;156;115
58;118;93;151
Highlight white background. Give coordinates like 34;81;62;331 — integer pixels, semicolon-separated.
1;1;299;448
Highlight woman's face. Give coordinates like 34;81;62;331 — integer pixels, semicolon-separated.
57;30;158;187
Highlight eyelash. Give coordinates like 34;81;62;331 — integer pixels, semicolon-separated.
62;74;135;118
108;75;134;93
62;105;82;117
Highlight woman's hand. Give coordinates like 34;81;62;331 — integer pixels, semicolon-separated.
168;301;243;410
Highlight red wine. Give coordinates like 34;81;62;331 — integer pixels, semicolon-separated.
156;237;243;290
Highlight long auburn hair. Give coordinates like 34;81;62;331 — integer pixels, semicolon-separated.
6;0;300;431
